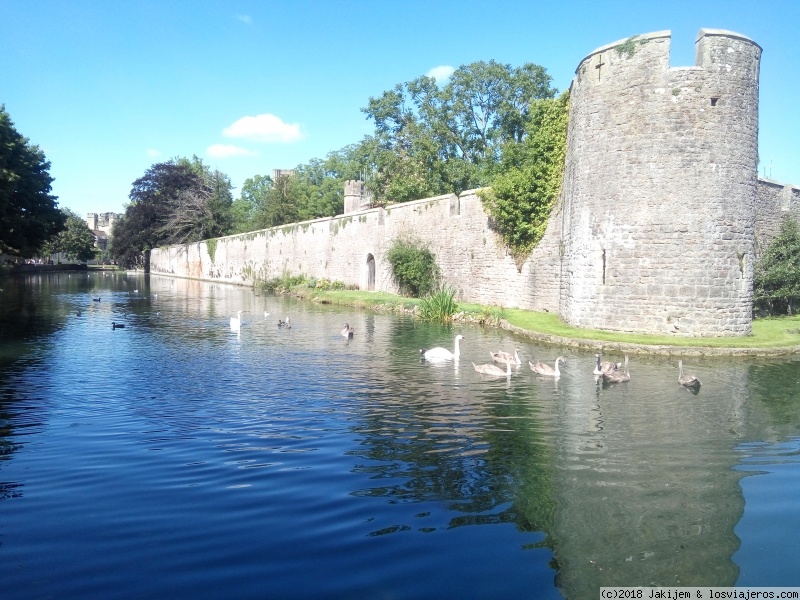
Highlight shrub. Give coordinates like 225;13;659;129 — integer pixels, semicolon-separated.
385;237;440;297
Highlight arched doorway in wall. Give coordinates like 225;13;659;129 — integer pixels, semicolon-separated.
366;254;376;291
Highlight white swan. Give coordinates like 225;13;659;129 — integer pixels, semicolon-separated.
421;335;464;361
341;323;354;338
230;310;243;332
491;347;521;366
678;360;701;389
602;356;630;384
529;356;566;378
473;358;512;378
593;353;621;376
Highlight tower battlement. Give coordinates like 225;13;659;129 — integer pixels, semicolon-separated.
560;29;762;336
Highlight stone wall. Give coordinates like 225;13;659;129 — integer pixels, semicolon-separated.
560;29;761;337
755;178;800;256
150;189;564;313
150;28;799;338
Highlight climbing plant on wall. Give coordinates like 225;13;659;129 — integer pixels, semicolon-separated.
479;91;569;267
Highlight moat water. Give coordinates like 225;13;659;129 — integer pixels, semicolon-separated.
1;272;799;599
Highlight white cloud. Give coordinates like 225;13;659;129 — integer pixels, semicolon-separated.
222;113;304;143
235;14;253;25
146;148;161;158
426;65;455;83
206;144;257;158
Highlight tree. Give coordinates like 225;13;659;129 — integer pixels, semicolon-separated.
479;92;569;265
235;174;273;232
112;158;233;268
754;218;800;316
0;104;66;256
41;209;97;262
362;60;557;202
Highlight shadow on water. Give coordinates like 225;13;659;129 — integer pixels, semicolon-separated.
2;273;800;598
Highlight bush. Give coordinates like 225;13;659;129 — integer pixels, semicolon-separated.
385;237;440;297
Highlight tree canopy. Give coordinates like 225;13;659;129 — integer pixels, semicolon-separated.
0;104;65;256
361;60;557;202
112;157;233;268
754;218;800;316
41;208;97;262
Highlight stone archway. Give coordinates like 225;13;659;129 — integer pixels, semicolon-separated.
366;254;376;291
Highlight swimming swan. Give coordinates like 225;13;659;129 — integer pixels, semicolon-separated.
421;335;464;361
230;310;243;332
678;360;701;389
341;323;354;338
491;347;521;366
473;359;513;378
593;353;621;376
602;356;630;384
529;356;566;378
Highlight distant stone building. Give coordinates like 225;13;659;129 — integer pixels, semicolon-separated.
86;212;120;251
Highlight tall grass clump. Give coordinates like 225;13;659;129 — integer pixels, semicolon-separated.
418;286;458;322
385;236;440;297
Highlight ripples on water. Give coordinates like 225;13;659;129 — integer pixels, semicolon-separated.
1;272;799;599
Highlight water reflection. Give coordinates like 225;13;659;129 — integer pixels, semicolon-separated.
0;273;799;598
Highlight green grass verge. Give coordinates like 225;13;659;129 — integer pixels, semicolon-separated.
294;288;800;349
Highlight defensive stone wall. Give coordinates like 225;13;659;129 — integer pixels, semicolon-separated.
150;28;797;338
150;189;564;313
560;29;762;336
755;178;800;256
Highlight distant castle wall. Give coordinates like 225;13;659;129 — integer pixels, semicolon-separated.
755;179;800;256
150;189;563;314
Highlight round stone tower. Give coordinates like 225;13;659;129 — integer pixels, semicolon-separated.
559;29;762;336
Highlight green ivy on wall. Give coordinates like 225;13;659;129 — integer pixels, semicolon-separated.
479;91;569;267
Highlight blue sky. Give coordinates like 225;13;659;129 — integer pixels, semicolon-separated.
2;0;798;218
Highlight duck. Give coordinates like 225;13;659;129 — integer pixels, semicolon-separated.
112;321;125;329
92;297;101;302
602;356;630;384
593;353;621;376
341;323;354;338
678;360;701;389
230;310;243;332
76;309;82;317
421;334;464;361
473;358;513;378
529;356;566;378
491;347;521;366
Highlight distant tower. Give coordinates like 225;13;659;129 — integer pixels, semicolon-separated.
559;29;761;336
344;180;363;214
86;213;98;231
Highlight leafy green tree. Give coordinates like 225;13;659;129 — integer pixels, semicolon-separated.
112;158;233;268
362;60;556;202
479;92;569;265
235;173;273;231
41;208;97;262
754;218;800;315
0;104;66;256
264;173;301;227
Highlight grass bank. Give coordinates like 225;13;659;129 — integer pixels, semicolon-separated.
294;287;800;355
